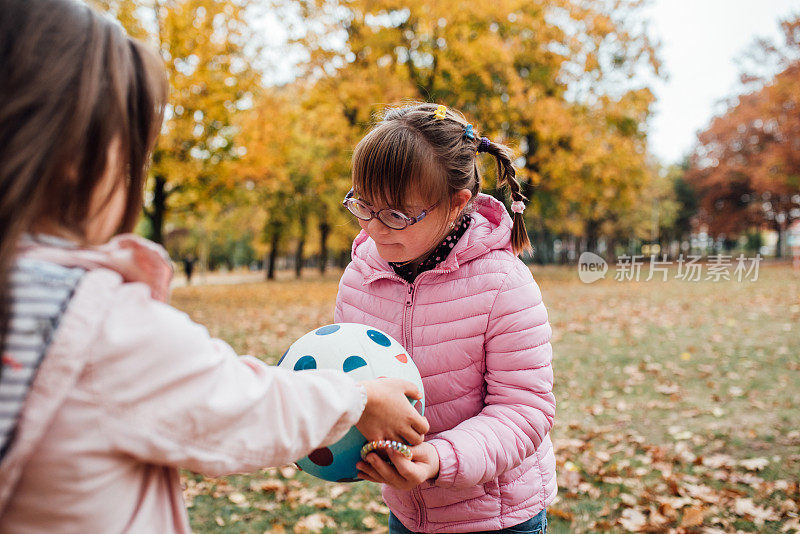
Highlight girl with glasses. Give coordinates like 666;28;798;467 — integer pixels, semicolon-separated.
336;102;555;534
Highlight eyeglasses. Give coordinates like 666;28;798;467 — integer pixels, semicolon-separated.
342;189;436;230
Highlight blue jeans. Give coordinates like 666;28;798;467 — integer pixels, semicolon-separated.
388;508;547;534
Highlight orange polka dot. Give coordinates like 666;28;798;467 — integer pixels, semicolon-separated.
395;353;408;363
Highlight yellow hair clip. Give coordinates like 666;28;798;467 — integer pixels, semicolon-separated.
433;105;447;120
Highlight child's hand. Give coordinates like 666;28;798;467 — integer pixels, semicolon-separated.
356;378;429;446
356;442;440;490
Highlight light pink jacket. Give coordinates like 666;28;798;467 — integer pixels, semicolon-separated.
0;235;366;533
336;194;556;533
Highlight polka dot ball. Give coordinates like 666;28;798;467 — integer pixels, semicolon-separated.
276;323;425;482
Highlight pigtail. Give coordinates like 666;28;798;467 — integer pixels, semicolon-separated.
482;140;533;256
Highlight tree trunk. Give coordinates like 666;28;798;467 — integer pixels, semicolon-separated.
533;226;553;265
337;250;349;269
606;237;618;263
319;221;330;275
533;233;545;265
295;215;308;279
585;219;599;255
148;175;167;244
294;237;305;278
267;222;281;280
558;234;568;264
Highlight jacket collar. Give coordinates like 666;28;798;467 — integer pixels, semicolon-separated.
16;233;173;302
351;193;514;285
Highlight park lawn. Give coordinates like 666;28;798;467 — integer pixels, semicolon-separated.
172;262;800;533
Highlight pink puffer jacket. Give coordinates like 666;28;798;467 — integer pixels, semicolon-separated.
0;235;366;533
335;194;556;533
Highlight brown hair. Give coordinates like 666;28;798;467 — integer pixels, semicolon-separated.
352;102;532;255
0;0;167;370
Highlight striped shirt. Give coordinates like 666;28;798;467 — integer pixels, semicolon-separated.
0;258;84;459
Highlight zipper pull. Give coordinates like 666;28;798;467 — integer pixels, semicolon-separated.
406;284;413;306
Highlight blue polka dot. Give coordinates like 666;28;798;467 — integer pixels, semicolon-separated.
366;329;391;347
277;349;289;366
315;324;340;336
294;355;317;371
342;355;368;372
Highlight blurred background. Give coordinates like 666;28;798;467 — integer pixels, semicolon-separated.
92;0;800;279
88;1;800;532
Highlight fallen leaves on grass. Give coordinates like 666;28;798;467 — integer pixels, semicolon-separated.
174;265;800;533
292;513;336;533
556;426;799;532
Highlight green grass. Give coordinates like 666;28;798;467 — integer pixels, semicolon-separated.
172;261;800;533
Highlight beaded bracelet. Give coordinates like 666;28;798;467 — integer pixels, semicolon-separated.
360;440;413;461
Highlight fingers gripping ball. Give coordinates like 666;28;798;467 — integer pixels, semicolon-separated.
277;323;425;482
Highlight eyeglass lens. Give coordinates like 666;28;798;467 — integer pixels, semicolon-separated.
346;199;409;230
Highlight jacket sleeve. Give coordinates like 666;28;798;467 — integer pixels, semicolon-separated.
86;281;366;477
427;263;555;489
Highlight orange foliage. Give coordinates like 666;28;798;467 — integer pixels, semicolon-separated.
688;16;800;237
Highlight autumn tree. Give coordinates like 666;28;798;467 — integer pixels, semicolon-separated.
234;87;292;279
93;0;259;244
282;0;662;262
688;15;800;256
241;77;382;277
662;161;699;250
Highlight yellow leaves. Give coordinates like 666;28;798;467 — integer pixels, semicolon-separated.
590;13;615;39
739;457;770;471
734;498;781;525
99;0;262;241
679;503;705;527
250;478;288;493
559;460;583;494
227;491;248;506
618;508;647;531
90;0;150;40
361;515;381;530
292;513;336;533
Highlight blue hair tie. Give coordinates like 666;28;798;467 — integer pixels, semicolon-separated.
464;124;475;140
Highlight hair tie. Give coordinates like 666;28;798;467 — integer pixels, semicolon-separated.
511;200;525;214
477;137;491;153
433;105;447;120
464;124;475;140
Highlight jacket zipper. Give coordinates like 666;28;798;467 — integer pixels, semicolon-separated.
401;268;449;357
388;271;451;531
402;279;434;530
399;282;425;529
402;283;414;353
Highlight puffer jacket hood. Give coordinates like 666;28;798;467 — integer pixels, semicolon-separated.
350;193;513;283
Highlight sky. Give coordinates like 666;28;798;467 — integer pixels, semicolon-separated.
643;0;800;165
